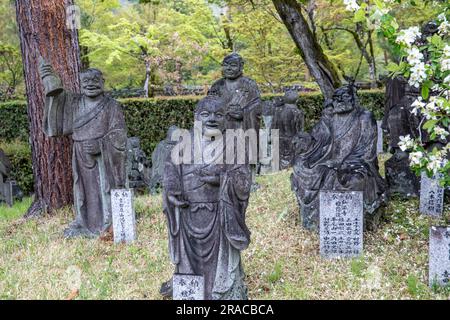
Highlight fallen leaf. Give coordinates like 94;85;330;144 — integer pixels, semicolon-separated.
66;289;79;300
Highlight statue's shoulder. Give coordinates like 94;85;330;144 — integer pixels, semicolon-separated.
240;76;258;88
359;108;376;125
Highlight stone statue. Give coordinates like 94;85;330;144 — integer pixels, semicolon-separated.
208;53;261;190
291;84;387;231
382;77;420;197
161;96;252;300
271;90;305;170
127;137;151;190
39;59;127;238
0;148;12;205
149;125;179;195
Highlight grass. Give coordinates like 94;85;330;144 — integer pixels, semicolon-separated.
0;162;449;299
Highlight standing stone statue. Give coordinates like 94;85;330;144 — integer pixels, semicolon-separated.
208;53;261;189
291;83;387;231
0;148;12;205
271;90;305;170
161;96;252;300
39;59;127;238
149;125;179;195
382;77;420;197
127;137;151;190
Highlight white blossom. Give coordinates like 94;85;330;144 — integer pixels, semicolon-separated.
410;97;425;115
408;62;427;87
434;126;449;140
443;44;450;58
438;20;449;36
409;151;423;166
444;74;450;84
343;0;360;11
441;58;450;72
426;154;445;174
398;134;415;151
396;27;421;47
406;47;423;66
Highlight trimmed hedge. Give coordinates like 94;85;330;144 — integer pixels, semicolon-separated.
0;140;33;196
0;90;385;156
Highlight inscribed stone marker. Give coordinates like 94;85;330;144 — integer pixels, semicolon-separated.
429;226;450;287
320;191;364;258
173;274;205;300
419;173;444;217
111;189;136;243
377;120;383;154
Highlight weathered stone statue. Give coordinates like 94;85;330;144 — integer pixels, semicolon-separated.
39;59;127;238
149;125;179;195
127;137;151;190
382;77;420;197
161;96;252;300
0;148;12;205
291;84;387;231
208;53;261;189
271;90;304;170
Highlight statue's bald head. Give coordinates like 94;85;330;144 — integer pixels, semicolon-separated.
81;68;105;98
222;52;244;80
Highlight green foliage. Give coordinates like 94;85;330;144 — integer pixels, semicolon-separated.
0;140;33;196
0;100;29;141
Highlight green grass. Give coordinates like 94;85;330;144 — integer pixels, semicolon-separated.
0;197;33;220
0;166;449;299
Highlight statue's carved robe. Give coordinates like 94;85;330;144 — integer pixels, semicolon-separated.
163;134;251;300
43;92;127;235
292;107;386;230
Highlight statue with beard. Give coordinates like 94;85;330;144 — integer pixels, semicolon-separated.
39;59;127;238
291;84;387;231
208;53;261;189
271;90;305;170
161;96;252;300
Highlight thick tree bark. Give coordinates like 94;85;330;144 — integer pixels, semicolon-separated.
15;0;81;216
272;0;341;99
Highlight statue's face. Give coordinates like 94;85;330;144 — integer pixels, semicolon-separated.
333;90;354;114
81;73;104;98
196;103;226;136
284;91;298;104
222;58;243;80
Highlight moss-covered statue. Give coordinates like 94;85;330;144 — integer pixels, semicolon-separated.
291;83;387;231
39;59;127;238
161;96;252;300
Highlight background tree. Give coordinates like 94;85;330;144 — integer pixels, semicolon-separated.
15;0;81;216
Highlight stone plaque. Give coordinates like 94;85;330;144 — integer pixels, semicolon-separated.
376;120;383;154
419;172;444;217
429;226;450;287
4;180;14;207
111;189;136;244
320;191;364;258
173;274;205;300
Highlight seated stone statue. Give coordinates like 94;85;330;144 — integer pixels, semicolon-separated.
291;84;387;231
271;90;305;170
149;125;179;195
39;59;127;238
161;96;252;300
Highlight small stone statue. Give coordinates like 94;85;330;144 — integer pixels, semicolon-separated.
208;53;261;190
291;84;387;231
39;58;127;238
0;148;12;206
271;90;304;170
127;137;151;190
161;96;252;300
149;125;179;195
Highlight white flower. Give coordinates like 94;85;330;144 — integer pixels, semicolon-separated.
410;97;425;115
406;47;424;66
409;151;423;166
396;27;421;47
444;74;450;84
438;20;449;36
343;0;360;12
408;62;427;87
434;126;449;140
443;44;450;58
441;58;450;72
426;154;445;174
398;134;414;151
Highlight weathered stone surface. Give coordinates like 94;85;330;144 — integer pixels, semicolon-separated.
377;120;383;154
111;189;136;244
320;191;363;258
291;83;386;231
173;274;205;300
127;137;151;190
420;173;444;217
39;61;127;238
0;148;12;206
429;226;450;287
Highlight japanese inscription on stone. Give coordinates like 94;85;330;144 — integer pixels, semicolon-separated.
173;274;205;300
111;189;136;244
419;173;444;217
320;191;363;258
429;226;450;287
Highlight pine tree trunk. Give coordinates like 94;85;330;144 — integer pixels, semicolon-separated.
15;0;81;216
272;0;341;99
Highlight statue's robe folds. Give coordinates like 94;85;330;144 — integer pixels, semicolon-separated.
43;92;127;235
291;107;386;230
163;138;251;300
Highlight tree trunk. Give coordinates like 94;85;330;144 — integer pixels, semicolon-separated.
15;0;81;216
272;0;341;99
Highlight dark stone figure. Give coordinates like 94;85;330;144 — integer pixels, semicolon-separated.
39;60;127;238
382;77;420;197
291;84;387;231
0;149;12;206
208;53;261;190
127;137;151;190
149;125;179;195
271;90;305;170
161;96;252;300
